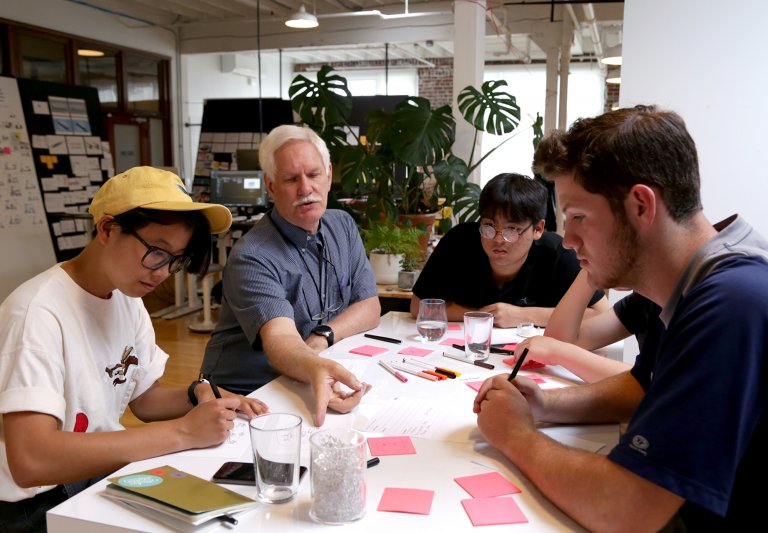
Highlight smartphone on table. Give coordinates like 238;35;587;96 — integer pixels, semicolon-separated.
212;461;307;486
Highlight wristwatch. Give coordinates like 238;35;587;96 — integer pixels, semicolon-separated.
311;324;334;347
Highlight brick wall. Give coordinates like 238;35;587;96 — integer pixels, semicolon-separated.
417;58;454;107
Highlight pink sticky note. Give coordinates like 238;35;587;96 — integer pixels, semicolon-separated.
455;471;521;498
502;342;518;350
461;496;528;526
447;323;462;331
399;346;433;357
502;357;546;370
349;345;389;357
440;337;464;346
377;488;434;515
465;380;484;392
530;376;546;384
367;436;417;456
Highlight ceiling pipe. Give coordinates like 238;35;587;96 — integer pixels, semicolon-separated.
486;8;530;62
581;3;604;61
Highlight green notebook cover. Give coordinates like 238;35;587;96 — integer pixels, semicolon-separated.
106;465;256;519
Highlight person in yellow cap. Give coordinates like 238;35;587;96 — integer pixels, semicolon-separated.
0;166;268;532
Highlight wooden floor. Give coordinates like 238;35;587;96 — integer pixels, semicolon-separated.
119;309;216;428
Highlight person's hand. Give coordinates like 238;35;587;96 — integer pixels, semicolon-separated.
473;374;539;449
181;397;241;449
480;302;525;328
509;336;569;367
309;359;372;426
221;389;268;419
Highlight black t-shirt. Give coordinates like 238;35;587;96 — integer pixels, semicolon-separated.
413;222;603;308
612;292;660;351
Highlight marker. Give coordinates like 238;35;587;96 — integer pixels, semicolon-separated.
400;360;446;380
364;333;402;344
507;348;529;382
367;457;381;468
378;360;408;383
442;351;495;370
390;362;439;381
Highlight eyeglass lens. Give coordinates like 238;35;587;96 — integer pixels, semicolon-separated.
478;224;530;243
132;232;191;273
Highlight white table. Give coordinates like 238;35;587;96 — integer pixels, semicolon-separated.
47;312;619;532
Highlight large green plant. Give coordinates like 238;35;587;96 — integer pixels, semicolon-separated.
289;66;537;230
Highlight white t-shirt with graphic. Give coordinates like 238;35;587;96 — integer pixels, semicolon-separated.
0;264;168;502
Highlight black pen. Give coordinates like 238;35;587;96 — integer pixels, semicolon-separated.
216;514;238;526
507;348;529;382
208;378;222;399
364;333;402;345
367;457;380;468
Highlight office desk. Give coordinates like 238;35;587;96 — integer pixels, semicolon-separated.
48;312;619;532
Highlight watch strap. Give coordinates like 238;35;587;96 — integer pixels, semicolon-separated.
187;374;207;406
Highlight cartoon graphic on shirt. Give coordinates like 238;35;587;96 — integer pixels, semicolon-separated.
73;412;89;432
105;345;138;386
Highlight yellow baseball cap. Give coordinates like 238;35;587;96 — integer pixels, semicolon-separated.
88;166;232;234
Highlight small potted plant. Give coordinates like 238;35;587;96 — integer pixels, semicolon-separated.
397;252;421;291
361;222;424;286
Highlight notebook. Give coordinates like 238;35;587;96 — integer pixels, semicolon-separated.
102;465;258;527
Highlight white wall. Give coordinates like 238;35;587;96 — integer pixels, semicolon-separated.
181;52;286;182
622;0;768;236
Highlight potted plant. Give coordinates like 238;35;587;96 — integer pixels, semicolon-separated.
289;66;540;232
361;222;424;286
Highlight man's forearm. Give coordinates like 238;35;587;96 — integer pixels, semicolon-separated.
327;296;380;341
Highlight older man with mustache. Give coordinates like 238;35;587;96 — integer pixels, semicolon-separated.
201;125;380;426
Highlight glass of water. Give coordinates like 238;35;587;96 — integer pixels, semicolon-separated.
416;298;447;341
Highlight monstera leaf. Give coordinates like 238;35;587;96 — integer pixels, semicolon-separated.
289;66;353;137
457;80;521;135
387;97;455;167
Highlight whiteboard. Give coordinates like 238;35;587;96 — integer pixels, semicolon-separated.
0;76;56;302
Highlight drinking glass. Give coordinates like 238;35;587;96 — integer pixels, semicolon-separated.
416;298;447;341
249;413;302;503
464;311;494;361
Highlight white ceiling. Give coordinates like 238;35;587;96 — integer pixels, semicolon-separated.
69;0;623;66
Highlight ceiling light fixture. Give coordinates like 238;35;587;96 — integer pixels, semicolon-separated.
601;44;622;66
285;3;318;29
78;49;105;57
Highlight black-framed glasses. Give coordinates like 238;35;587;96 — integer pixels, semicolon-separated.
314;256;343;322
306;254;343;323
478;222;533;243
130;232;192;274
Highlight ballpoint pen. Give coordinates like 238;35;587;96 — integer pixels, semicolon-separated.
378;360;408;382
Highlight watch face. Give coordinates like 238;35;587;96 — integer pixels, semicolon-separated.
314;325;332;335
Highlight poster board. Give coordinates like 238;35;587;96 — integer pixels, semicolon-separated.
0;76;56;302
16;78;113;262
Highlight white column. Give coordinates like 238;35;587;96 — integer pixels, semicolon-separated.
452;0;486;184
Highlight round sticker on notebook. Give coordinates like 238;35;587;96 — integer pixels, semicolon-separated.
117;474;164;488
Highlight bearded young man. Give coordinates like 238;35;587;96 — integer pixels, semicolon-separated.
474;105;768;531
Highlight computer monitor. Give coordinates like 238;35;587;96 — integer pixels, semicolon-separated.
209;170;268;209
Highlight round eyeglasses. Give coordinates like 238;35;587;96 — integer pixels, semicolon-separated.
478;222;533;243
130;232;192;274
